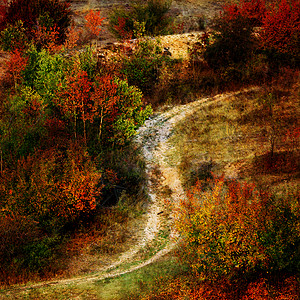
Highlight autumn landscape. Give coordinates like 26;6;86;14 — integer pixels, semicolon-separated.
0;0;299;299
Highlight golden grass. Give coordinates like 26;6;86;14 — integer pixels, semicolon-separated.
0;255;182;300
169;83;300;193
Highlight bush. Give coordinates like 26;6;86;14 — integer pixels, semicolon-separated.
203;0;300;73
121;37;169;95
0;210;64;283
111;78;152;144
0;144;102;233
0;212;40;264
0;85;47;165
221;0;266;27
176;176;300;281
261;0;300;66
0;0;71;50
22;235;61;272
259;193;300;273
6;48;29;88
2;42;152;155
26;46;70;104
0;20;28;51
78;45;97;80
109;0;173;39
204;13;257;71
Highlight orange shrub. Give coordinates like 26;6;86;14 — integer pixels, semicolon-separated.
175;175;300;280
1;143;102;232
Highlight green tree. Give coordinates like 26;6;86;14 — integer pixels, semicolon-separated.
109;0;173;39
121;37;168;95
112;78;152;145
0;20;28;51
91;76;152;146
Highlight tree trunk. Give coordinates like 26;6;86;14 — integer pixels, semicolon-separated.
98;107;104;142
82;99;87;147
0;149;3;175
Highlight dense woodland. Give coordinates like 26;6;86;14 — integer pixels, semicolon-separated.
0;0;299;298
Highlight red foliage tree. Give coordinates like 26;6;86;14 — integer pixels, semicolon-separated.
32;24;62;53
261;0;300;57
56;68;92;144
222;0;266;26
208;0;300;68
85;9;105;38
6;48;28;89
0;144;102;230
91;75;120;142
114;16;133;41
64;24;81;49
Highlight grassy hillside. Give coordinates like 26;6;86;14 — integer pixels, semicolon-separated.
0;0;299;298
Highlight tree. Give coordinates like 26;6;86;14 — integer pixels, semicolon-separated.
0;0;71;46
204;9;257;70
1;144;102;231
109;0;173;39
261;0;300;64
120;36;166;95
64;24;80;50
0;20;28;51
176;176;267;280
221;0;266;26
26;46;70;103
204;0;300;70
31;23;62;53
6;48;28;89
84;9;105;39
56;67;92;144
112;78;152;145
91;75;120;142
91;76;152;147
0;85;47;165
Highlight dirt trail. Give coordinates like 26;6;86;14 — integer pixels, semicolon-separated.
1;89;258;297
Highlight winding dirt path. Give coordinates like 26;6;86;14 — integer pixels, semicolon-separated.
1;88;258;296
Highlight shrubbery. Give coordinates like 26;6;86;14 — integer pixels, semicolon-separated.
120;37;170;95
0;145;101;231
0;20;28;51
109;0;173;39
203;0;264;72
0;5;152;283
176;176;300;280
201;0;300;84
0;0;71;50
204;14;256;70
261;0;300;66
